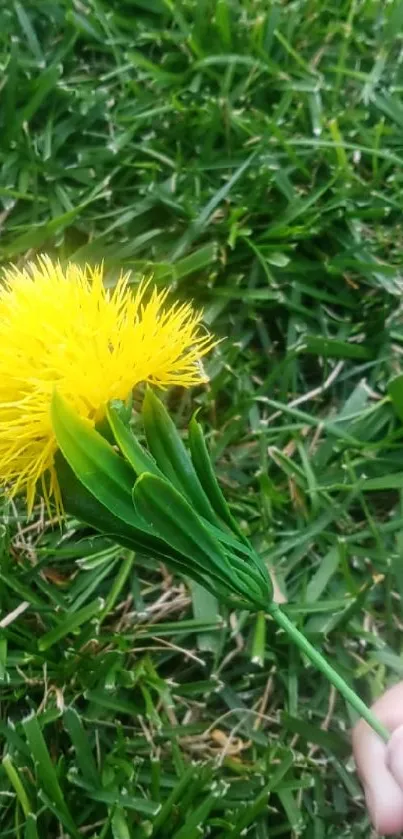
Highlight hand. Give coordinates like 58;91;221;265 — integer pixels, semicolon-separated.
353;682;403;834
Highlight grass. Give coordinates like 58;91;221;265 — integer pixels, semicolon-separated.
1;0;403;835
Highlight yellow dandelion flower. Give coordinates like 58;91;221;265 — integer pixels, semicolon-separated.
0;255;215;513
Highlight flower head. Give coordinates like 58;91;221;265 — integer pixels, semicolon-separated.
0;256;215;513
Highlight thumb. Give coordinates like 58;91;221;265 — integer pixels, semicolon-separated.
353;721;403;835
353;683;403;835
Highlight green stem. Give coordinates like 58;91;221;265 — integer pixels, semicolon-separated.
269;604;389;743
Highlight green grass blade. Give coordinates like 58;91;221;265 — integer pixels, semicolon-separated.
2;753;32;817
63;708;100;787
23;713;80;837
38;597;104;651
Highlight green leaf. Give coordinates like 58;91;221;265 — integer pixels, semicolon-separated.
0;636;7;682
14;2;43;62
251;611;266;667
100;550;136;620
56;454;153;551
172;790;217;839
106;402;162;478
362;473;403;490
63;708;100;788
56;454;197;571
23;713;80;838
300;335;373;360
38;789;80;838
189;580;222;654
142;389;218;524
38;597;104;651
52;391;143;529
150;765;197;834
84;788;159;816
2;753;31;817
188;415;247;541
112;808;131;839
306;546;340;602
169;149;258;260
133;473;233;583
388;373;403;422
24;814;39;839
282;713;348;755
133;473;266;608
